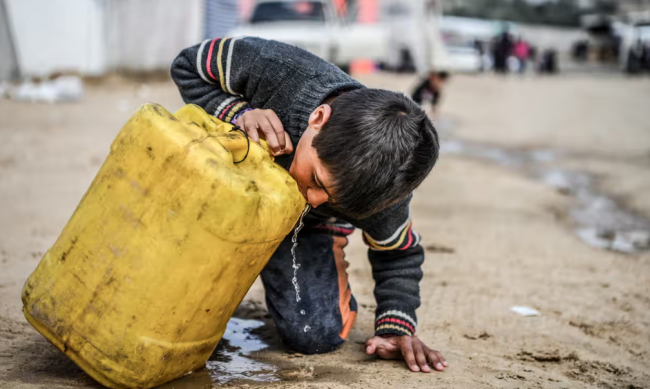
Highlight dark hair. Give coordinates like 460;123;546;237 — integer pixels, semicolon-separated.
436;71;450;81
313;88;439;219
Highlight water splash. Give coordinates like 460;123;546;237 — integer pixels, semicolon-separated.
291;204;311;302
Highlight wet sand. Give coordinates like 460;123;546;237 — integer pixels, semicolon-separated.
1;73;650;388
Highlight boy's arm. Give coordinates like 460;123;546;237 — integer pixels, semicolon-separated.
349;196;423;337
357;199;449;372
368;245;424;336
170;37;259;123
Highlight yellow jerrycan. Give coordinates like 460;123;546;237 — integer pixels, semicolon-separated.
21;104;306;388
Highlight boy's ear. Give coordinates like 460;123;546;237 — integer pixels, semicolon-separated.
308;104;332;131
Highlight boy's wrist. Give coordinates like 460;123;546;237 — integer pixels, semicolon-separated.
231;107;253;124
374;309;417;337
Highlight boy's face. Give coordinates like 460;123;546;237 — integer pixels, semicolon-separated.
429;72;448;90
289;105;334;209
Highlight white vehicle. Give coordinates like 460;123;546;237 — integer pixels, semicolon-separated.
228;0;387;72
438;16;504;73
445;45;482;73
382;0;481;74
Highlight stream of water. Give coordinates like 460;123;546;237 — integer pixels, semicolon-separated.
290;204;311;302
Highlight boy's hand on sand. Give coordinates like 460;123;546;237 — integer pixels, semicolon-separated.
365;335;448;373
236;109;293;156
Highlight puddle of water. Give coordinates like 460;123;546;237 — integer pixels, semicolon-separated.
161;315;359;387
205;317;280;384
443;140;526;167
291;204;311;303
442;139;650;253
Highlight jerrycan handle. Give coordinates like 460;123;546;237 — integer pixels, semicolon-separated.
173;104;274;162
229;126;250;164
225;124;274;163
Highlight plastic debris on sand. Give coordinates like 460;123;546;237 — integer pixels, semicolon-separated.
510;306;541;317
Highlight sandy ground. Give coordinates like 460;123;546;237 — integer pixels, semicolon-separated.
1;73;649;389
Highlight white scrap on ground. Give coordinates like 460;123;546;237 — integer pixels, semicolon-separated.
8;76;84;103
510;306;541;317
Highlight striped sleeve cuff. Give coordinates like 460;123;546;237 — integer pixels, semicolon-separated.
363;219;420;251
214;95;249;123
375;310;417;336
195;37;250;122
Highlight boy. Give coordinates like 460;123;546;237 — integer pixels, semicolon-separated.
171;37;448;373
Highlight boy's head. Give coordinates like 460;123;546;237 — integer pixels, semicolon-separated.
289;88;439;219
430;71;450;89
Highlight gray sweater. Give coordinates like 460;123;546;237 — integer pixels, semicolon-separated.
171;37;424;337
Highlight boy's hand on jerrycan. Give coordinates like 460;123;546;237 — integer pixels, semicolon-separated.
236;108;294;156
365;335;449;373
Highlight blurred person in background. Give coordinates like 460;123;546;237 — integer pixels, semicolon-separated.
492;27;514;74
529;44;538;67
171;36;448;374
644;41;650;73
538;48;558;74
572;39;589;62
411;70;449;115
626;39;647;75
513;37;530;74
474;38;487;72
625;40;642;74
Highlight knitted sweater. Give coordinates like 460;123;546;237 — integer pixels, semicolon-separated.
171;37;425;337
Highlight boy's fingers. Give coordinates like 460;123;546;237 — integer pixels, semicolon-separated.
283;132;294;154
400;341;419;372
262;115;285;152
265;111;286;151
258;118;281;153
436;351;449;367
365;337;380;355
435;350;449;367
241;118;260;144
413;343;430;373
266;109;284;132
426;350;444;371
